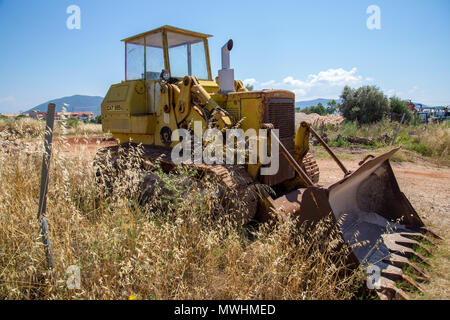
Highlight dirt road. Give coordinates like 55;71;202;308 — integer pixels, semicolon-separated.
316;158;449;229
316;156;449;299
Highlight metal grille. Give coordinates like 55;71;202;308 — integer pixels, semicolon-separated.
262;98;296;186
267;98;295;140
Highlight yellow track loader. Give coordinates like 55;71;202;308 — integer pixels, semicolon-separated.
96;25;436;299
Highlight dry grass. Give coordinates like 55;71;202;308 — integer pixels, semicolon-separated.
398;123;449;163
312;119;449;166
0;142;362;300
412;236;450;300
0;117;103;139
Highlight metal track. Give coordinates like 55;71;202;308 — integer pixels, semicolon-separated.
95;145;321;221
95;144;259;222
303;152;320;184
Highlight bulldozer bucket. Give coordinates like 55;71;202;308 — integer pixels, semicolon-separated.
271;148;434;299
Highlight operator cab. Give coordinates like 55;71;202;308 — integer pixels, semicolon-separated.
122;25;213;82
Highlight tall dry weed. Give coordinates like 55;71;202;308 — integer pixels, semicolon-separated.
0;142;361;300
0;117;103;140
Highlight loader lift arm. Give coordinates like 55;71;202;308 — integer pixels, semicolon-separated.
165;76;233;131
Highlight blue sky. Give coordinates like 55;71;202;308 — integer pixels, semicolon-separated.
0;0;449;113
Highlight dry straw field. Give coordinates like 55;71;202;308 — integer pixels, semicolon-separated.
0;125;362;300
0;117;448;300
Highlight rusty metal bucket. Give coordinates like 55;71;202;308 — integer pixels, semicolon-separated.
271;148;435;299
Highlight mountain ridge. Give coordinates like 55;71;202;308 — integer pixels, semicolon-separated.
26;95;103;114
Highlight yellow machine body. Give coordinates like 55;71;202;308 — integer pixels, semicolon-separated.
101;26;308;187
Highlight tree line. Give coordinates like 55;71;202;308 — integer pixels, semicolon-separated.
299;85;414;124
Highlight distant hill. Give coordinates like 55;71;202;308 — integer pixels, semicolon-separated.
26;95;103;115
296;98;343;110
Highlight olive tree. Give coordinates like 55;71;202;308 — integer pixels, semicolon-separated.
339;86;389;123
389;96;413;122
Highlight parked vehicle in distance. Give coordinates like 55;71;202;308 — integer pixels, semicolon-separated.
416;106;449;123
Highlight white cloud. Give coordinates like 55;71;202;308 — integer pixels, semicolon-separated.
283;76;307;87
243;78;257;86
247;68;371;100
302;67;362;87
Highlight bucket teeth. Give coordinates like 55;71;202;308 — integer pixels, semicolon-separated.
398;232;437;247
382;234;430;265
395;237;432;256
419;227;442;240
372;232;433;299
371;233;434;299
377;277;411;300
363;232;433;299
394;246;429;265
383;253;430;281
380;265;424;294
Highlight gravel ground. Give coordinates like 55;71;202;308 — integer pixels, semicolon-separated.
316;153;449;299
315;157;449;231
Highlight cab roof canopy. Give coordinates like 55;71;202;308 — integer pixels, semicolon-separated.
122;25;213;81
121;25;212;45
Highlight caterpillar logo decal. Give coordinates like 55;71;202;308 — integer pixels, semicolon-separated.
106;105;123;111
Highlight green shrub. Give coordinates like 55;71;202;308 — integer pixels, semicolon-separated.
328;136;347;147
302;103;328;115
406;143;433;157
396;135;415;145
65;118;80;128
90;115;102;124
302;101;339;115
340;121;359;137
389;96;413;122
315;119;449;162
339;86;389;124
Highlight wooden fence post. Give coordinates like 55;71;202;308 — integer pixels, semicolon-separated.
391;113;406;146
37;103;56;275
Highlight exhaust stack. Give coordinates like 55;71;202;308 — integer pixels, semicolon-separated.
218;39;235;93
